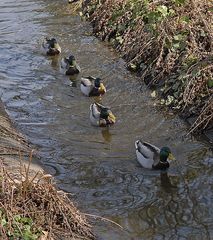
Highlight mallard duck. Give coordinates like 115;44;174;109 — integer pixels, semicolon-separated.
135;140;175;170
90;102;116;127
60;55;81;76
42;37;61;56
81;76;106;97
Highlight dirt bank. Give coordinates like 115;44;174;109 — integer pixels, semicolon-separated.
0;100;95;239
80;0;212;138
0;100;39;173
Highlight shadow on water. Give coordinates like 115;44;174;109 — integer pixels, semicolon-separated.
0;0;212;239
160;172;177;192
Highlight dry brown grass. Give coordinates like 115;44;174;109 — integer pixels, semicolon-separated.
82;0;213;134
0;152;95;240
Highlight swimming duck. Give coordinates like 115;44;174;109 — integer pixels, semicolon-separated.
60;55;81;75
81;76;106;97
90;102;116;127
42;37;61;56
135;140;175;170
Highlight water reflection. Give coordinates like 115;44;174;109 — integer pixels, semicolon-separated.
160;171;177;192
69;75;78;87
101;128;112;143
49;55;60;69
93;96;103;104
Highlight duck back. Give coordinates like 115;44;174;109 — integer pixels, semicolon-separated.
81;78;93;96
90;103;100;126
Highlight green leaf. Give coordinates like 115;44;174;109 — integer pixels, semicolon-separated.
157;5;168;17
200;29;206;37
145;11;162;23
172;42;180;49
173;0;186;5
24;224;31;232
1;218;7;226
115;36;124;44
181;16;190;23
14;215;21;222
179;41;187;50
151;90;157;98
117;24;126;32
20;217;33;225
160;99;165;105
191;69;199;77
207;79;213;88
174;34;184;41
128;63;137;71
209;7;213;12
165;95;174;106
7;230;12;236
169;9;175;16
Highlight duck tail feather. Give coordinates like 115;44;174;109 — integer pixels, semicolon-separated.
87;76;96;80
135;140;140;150
90;104;93;111
95;102;105;109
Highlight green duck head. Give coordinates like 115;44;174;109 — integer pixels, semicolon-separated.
48;38;57;48
100;107;109;120
94;78;106;94
100;107;116;124
68;55;76;66
94;78;101;88
160;147;175;162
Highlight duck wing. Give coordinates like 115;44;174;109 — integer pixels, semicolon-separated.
95;102;109;110
81;77;93;87
61;58;69;69
86;76;96;81
136;140;160;161
75;64;81;73
90;103;100;119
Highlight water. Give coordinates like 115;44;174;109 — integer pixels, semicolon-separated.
0;0;212;239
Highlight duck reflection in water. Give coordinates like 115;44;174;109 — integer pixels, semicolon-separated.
50;56;59;70
101;128;113;143
69;75;78;87
93;96;103;104
160;171;177;192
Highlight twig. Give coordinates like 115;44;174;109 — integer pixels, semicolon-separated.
84;213;123;229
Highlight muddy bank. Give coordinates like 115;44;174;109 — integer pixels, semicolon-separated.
81;0;213;139
0;99;40;172
0;100;95;239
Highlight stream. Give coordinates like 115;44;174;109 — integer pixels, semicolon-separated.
0;0;212;239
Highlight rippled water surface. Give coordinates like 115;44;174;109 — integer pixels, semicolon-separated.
0;0;213;239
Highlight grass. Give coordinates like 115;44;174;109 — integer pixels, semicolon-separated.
81;0;213;134
0;151;95;240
